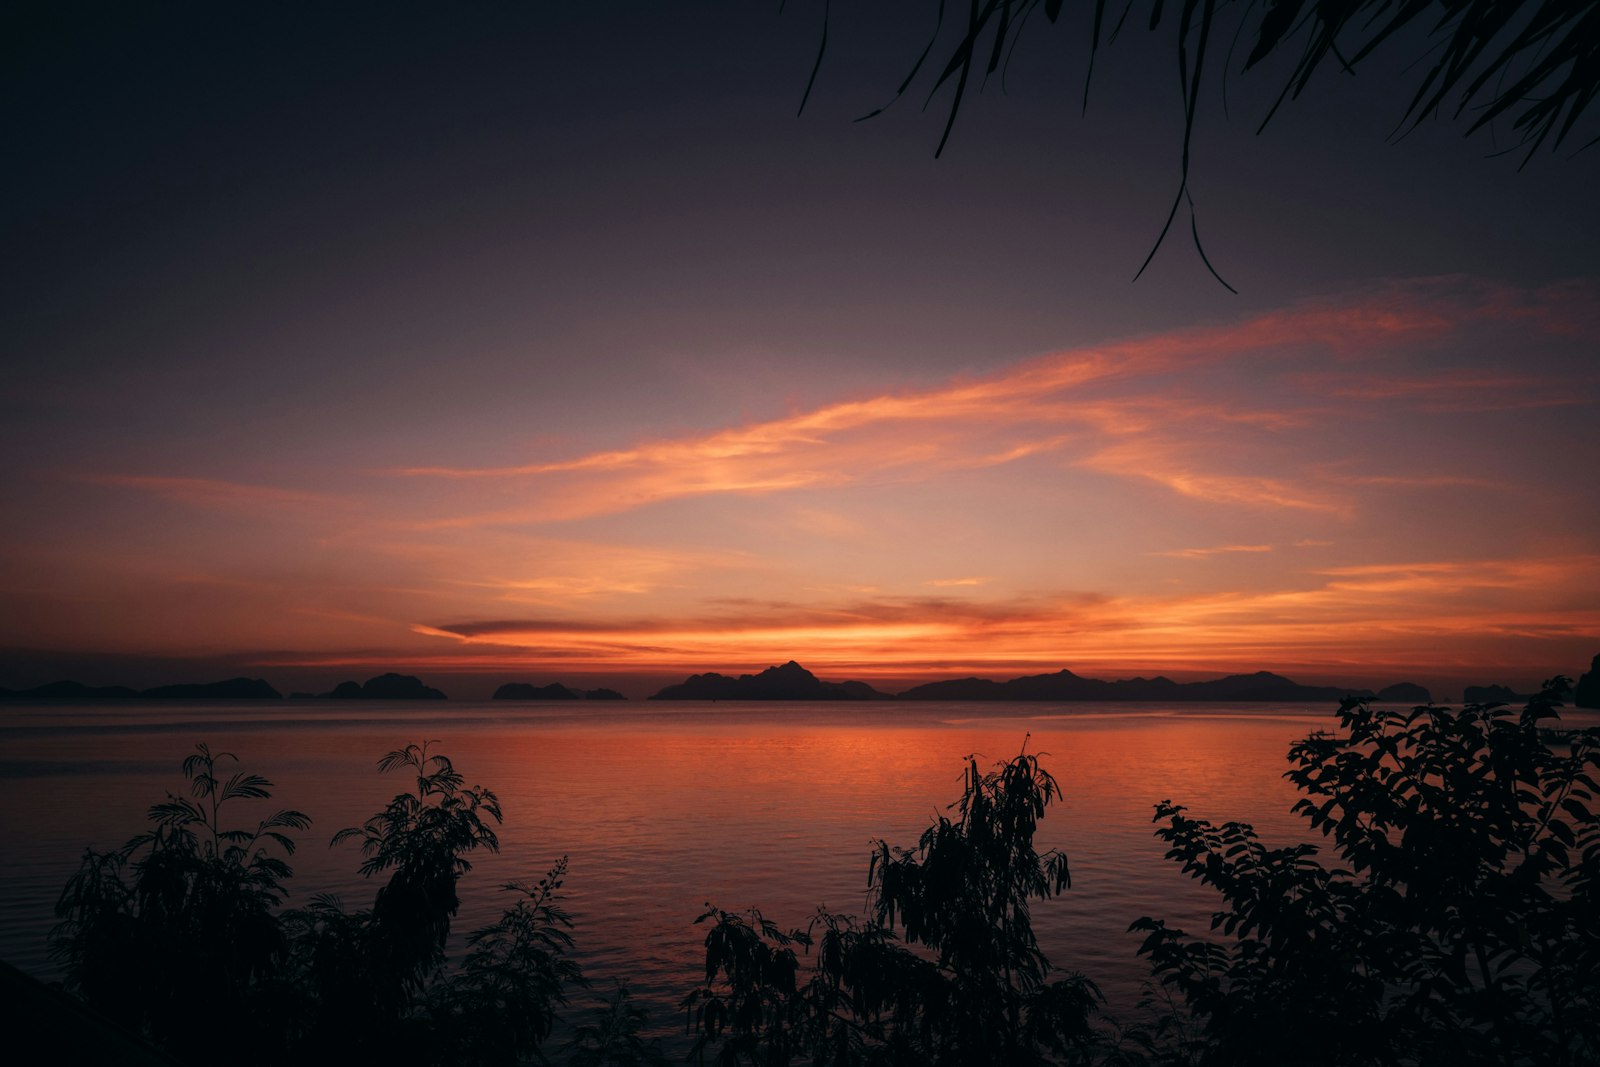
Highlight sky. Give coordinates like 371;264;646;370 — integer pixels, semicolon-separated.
4;2;1597;699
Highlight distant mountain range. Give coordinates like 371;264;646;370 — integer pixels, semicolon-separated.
650;661;894;701
6;657;1597;705
898;668;1381;703
322;673;446;700
645;663;1443;703
1462;684;1532;704
0;677;282;700
0;672;613;703
1578;655;1600;709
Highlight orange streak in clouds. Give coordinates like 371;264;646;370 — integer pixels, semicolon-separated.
403;553;1600;681
51;278;1595;686
393;287;1491;523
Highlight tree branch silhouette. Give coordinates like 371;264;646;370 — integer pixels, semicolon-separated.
794;0;1600;288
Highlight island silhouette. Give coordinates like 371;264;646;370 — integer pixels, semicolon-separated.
0;677;281;700
649;660;893;700
322;672;446;699
895;667;1378;703
5;661;1597;706
1578;654;1600;708
647;662;1428;702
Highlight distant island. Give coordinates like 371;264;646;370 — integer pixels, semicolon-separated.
493;682;626;701
896;668;1378;703
650;661;893;701
5;658;1595;706
1462;684;1532;704
0;677;281;700
1577;655;1600;709
646;663;1443;703
1377;682;1431;703
323;673;446;700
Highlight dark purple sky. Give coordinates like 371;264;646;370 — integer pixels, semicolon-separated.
4;3;1597;697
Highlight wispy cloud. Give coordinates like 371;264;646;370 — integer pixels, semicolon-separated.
37;279;1595;686
1152;544;1274;559
1295;368;1592;413
406;552;1600;678
1080;439;1347;513
394;285;1516;524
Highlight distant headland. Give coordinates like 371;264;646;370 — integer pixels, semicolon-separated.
0;671;623;703
642;662;1411;702
3;655;1597;706
322;673;446;700
896;668;1384;703
640;659;1600;705
0;677;282;700
649;660;893;701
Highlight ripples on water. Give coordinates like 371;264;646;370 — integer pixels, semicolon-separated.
10;698;1574;1047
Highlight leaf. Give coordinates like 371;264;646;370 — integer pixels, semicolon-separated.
797;0;830;117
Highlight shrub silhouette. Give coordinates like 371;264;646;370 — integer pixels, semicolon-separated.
51;744;309;1063
1130;679;1600;1066
45;697;1600;1066
685;740;1100;1065
51;741;584;1066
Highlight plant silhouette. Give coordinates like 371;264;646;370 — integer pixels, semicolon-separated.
51;744;310;1063
329;743;504;1001
792;1;1600;289
1129;679;1600;1066
685;739;1099;1065
52;741;585;1067
43;697;1600;1065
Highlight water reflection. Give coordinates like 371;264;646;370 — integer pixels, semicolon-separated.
0;700;1473;1040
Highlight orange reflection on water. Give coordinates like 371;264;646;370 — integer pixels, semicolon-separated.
18;698;1579;1046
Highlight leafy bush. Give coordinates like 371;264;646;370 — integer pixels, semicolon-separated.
1131;680;1600;1066
52;741;583;1067
47;691;1600;1066
51;744;308;1063
685;741;1100;1065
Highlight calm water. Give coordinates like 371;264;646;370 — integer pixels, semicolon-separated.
9;698;1581;1044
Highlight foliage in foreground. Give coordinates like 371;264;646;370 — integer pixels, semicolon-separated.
684;742;1099;1066
47;684;1600;1065
793;1;1600;289
51;741;598;1066
1131;679;1600;1066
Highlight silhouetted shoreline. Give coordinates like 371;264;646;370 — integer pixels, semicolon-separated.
0;677;282;701
6;656;1598;708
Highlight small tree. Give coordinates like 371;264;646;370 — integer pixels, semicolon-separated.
331;741;504;993
52;740;585;1066
567;982;671;1067
1131;680;1600;1066
431;859;588;1065
292;741;583;1065
51;744;310;1064
687;740;1099;1065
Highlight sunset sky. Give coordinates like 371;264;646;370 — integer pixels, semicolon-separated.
4;3;1597;698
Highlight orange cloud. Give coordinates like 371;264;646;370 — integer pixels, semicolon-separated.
39;279;1593;689
1152;544;1274;558
1080;440;1347;513
394;285;1507;524
402;552;1600;682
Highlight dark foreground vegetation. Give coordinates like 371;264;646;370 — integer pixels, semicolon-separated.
46;681;1600;1065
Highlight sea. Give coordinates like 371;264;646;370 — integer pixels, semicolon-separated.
5;698;1591;1047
